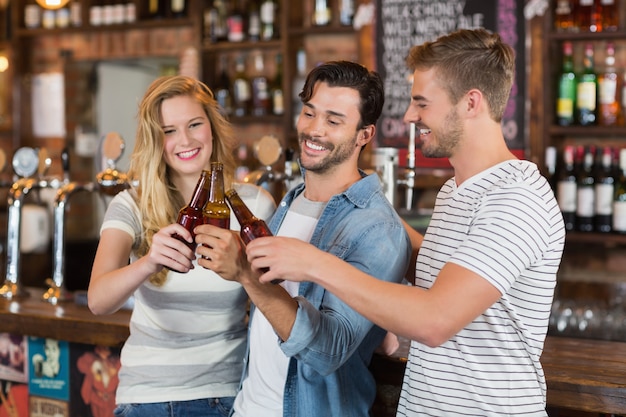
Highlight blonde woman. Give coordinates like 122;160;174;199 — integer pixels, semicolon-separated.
88;75;275;417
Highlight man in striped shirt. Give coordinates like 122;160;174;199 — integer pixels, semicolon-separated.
247;28;566;416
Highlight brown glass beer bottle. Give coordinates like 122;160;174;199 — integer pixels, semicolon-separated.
175;170;210;250
225;188;282;283
203;162;231;228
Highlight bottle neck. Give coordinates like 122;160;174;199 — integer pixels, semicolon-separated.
209;164;226;202
226;189;256;223
189;171;210;208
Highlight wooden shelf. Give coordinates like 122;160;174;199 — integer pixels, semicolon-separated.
15;17;194;37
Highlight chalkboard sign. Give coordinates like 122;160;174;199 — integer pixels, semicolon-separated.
375;0;526;166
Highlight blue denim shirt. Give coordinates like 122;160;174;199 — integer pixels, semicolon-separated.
243;170;411;417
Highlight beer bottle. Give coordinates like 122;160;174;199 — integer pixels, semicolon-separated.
175;170;210;250
203;162;230;228
226;188;282;283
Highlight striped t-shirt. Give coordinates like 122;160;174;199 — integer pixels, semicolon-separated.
397;160;565;417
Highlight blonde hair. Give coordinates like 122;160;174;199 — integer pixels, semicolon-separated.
127;75;237;285
406;28;515;122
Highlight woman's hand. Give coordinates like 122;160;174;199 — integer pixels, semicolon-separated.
148;223;196;273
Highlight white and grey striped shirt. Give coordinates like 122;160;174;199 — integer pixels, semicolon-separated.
397;160;565;417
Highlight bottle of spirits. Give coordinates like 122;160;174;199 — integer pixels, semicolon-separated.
576;145;596;232
175;170;210;250
232;54;251;117
557;145;578;231
215;55;232;117
556;41;577;126
576;43;598;126
576;0;601;32
250;52;271;116
271;53;285;116
612;148;626;233
226;188;282;283
598;42;620;126
260;0;276;41
313;0;331;26
292;47;308;128
601;0;618;31
170;0;186;18
594;146;615;232
227;0;245;42
339;0;354;26
554;0;575;32
203;162;230;229
545;146;558;191
247;0;261;41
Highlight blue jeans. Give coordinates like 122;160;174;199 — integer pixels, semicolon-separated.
114;397;234;417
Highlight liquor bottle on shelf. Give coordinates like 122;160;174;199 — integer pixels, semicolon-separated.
215;55;233;117
203;162;230;229
599;42;620;126
205;0;228;43
226;188;282;284
557;145;578;231
247;0;261;42
576;145;596;232
339;0;354;26
170;0;187;19
545;146;558;191
612;148;626;233
576;43;598;126
576;0;601;32
145;0;166;20
594;146;615;233
232;54;251;117
292;47;308;128
175;170;210;251
556;41;577;126
313;0;331;26
250;52;271;116
271;53;285;116
227;0;245;42
554;0;575;32
601;0;618;31
260;0;276;41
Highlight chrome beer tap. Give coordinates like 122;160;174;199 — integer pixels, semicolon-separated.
397;123;417;211
0;147;61;300
43;148;96;304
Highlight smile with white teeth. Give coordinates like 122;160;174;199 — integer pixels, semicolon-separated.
419;128;431;136
306;140;326;151
177;148;200;159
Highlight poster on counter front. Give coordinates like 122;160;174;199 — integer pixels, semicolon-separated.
29;396;68;417
0;381;28;417
0;334;27;383
28;338;69;402
70;343;121;417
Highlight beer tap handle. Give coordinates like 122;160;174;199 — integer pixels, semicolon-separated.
61;147;70;184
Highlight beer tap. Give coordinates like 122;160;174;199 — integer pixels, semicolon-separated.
0;147;61;300
397;123;417;211
244;135;303;198
43;148;96;304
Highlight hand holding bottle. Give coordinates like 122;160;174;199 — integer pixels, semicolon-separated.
149;223;196;274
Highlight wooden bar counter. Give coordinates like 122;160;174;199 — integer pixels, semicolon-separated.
0;288;130;348
1;289;625;414
370;335;626;415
